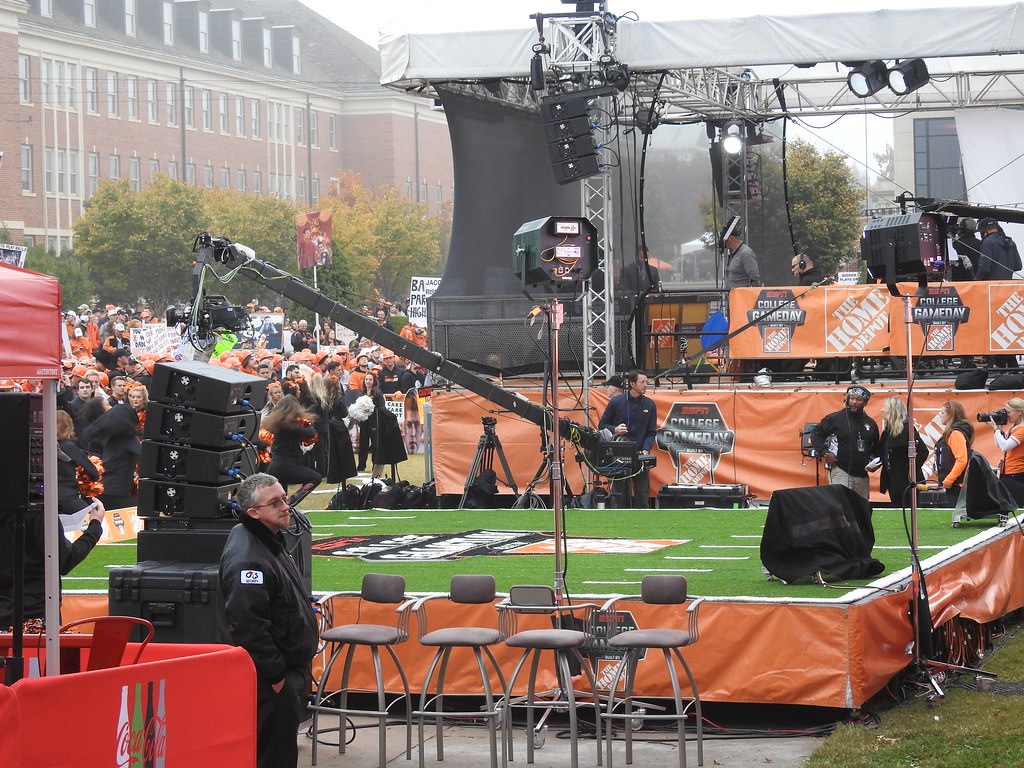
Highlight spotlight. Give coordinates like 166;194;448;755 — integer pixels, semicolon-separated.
721;123;743;155
846;60;887;98
888;58;929;96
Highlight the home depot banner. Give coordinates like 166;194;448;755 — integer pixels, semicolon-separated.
729;281;1024;357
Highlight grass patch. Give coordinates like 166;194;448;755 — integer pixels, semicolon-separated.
72;503;996;598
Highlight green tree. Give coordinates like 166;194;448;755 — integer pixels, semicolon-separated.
315;181;447;309
23;245;96;309
786;140;864;276
73;177;205;309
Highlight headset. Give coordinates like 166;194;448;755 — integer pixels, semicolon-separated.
798;256;807;271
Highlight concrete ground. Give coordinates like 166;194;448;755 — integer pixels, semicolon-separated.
296;713;820;767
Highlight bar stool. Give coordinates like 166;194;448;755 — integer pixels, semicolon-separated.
599;575;704;768
411;574;508;768
309;573;416;768
497;584;603;768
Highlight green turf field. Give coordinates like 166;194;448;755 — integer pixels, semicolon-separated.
68;502;1000;600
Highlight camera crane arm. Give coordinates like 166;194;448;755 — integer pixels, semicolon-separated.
194;234;591;444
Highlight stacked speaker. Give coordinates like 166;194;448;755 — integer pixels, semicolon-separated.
540;88;606;185
109;361;267;642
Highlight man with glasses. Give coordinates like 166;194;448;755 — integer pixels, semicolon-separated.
219;473;318;768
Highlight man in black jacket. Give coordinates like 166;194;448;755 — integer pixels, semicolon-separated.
599;370;658;508
810;386;880;500
976;217;1022;281
219;473;318;768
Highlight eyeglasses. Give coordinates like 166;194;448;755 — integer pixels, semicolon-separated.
254;496;290;510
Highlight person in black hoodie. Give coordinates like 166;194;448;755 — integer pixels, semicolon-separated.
219;473;318;768
810;385;880;500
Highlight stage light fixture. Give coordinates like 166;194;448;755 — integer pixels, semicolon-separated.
888;58;929;96
721;122;743;155
846;60;887;98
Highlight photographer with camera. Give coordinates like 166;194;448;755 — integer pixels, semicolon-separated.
982;399;1024;500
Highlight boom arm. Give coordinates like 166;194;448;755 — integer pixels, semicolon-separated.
196;238;590;442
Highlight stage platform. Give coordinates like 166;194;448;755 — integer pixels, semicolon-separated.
63;502;1024;711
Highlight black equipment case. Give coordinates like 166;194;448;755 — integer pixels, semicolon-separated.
657;483;751;509
108;561;223;643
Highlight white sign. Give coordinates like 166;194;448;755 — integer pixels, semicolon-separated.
408;276;442;327
836;271;861;285
131;325;186;359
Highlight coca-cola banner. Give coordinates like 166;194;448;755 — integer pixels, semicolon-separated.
729;281;1024;358
3;646;255;767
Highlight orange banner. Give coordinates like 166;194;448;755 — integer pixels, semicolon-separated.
432;387;1011;503
729;281;1024;357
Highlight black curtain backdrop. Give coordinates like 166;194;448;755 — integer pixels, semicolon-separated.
434;86;582;298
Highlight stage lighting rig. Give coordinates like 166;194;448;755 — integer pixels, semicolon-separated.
846;60;888;98
888;58;929;95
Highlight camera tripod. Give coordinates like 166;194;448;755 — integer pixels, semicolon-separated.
458;416;519;509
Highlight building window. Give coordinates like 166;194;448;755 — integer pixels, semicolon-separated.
291;36;301;74
309;110;318;147
88;152;99;196
40;59;52;105
220;166;230;188
296;108;305;145
84;0;96;26
201;90;212;131
219;93;228;133
21;145;32;192
150;158;160;178
198;11;209;53
231;19;242;61
68;150;79;195
57;148;66;193
40;0;52;17
43;149;53;193
127;76;138;120
85;68;98;112
147;80;158;122
297;174;306;203
167;160;178;180
18;55;30;103
252;171;262;194
311;177;319;203
914;117;967;201
235;96;244;136
166;83;177;125
184;87;195;129
66;63;78;110
328;115;336;150
203;164;213;188
107;71;118;116
262;28;272;68
185;163;196;185
162;1;173;45
109;154;120;181
129;157;140;191
125;0;136;36
237;169;246;192
251;100;260;138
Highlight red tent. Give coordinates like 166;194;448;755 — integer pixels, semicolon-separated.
0;263;62;378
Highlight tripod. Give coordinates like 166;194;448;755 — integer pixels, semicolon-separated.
458;416;519;509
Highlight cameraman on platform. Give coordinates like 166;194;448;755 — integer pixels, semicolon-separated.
809;385;880;500
599;370;658;508
983;399;1024;504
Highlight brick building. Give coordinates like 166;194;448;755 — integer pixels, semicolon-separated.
1;0;453;252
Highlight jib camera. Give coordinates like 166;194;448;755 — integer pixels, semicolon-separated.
977;408;1009;426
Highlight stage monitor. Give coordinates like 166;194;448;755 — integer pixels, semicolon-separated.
861;212;945;282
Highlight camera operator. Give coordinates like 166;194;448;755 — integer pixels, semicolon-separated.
984;399;1024;490
599;370;657;509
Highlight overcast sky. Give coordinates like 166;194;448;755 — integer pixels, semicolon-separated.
297;0;1002;184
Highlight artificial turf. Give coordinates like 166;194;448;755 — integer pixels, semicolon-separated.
67;502;996;600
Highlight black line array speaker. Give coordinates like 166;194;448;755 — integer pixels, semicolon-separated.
143;403;259;449
149;360;268;412
137;478;240;519
0;393;44;514
139;441;255;484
